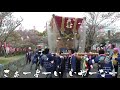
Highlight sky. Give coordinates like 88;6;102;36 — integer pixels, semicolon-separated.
13;12;85;32
13;12;120;32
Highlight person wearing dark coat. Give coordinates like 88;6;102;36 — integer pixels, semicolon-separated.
41;48;55;78
30;48;42;70
65;49;76;78
26;47;32;64
89;49;114;78
54;51;65;78
84;55;96;78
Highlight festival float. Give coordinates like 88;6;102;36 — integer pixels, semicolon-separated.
47;14;86;53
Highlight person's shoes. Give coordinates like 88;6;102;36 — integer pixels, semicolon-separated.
54;71;58;76
69;71;73;77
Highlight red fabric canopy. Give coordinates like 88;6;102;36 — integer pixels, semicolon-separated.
54;15;83;31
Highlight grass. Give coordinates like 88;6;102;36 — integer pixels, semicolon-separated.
0;54;25;65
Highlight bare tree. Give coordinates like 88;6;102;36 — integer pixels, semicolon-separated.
84;12;120;51
0;12;23;56
0;12;23;43
109;29;119;43
15;29;42;48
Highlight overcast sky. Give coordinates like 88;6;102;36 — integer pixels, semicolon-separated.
13;12;85;32
13;12;120;32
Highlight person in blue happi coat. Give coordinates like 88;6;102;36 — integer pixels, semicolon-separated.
30;48;42;70
89;49;114;78
84;55;96;78
41;48;55;78
65;49;76;78
54;51;65;78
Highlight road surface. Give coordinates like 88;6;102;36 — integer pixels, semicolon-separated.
8;63;120;78
17;63;98;78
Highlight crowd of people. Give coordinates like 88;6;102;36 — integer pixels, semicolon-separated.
25;44;120;78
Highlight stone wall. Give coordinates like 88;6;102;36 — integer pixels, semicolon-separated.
0;56;26;78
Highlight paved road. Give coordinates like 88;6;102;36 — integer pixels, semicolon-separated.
18;63;73;78
18;63;47;78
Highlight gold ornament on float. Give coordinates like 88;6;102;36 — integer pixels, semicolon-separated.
66;18;73;29
63;33;74;39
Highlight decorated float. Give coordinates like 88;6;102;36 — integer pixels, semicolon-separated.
47;14;86;53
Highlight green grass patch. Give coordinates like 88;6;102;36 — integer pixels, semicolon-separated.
0;54;25;65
